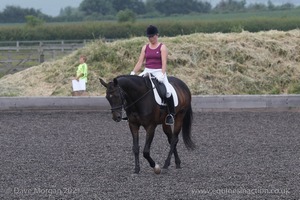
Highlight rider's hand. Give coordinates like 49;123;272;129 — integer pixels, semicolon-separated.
130;71;135;75
157;73;165;83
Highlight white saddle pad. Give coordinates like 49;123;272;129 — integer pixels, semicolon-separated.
148;75;178;107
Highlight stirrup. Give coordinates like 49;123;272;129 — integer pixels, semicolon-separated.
165;114;174;125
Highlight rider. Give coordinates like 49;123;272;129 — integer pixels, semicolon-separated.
130;25;175;125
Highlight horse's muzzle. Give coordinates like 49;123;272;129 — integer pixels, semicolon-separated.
113;116;122;122
112;111;122;122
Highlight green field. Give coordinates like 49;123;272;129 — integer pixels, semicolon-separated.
0;8;300;40
139;7;300;21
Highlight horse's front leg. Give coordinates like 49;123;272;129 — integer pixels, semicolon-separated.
143;126;161;174
129;123;140;174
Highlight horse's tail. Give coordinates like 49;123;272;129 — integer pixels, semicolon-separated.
182;104;196;150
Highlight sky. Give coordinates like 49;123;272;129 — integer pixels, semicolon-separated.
0;0;299;17
0;0;83;16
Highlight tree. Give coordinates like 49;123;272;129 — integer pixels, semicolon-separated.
247;3;267;11
0;5;47;23
214;0;246;12
267;0;275;10
25;15;44;27
279;3;294;10
117;9;136;23
79;0;115;15
58;6;84;21
112;0;146;15
148;0;211;16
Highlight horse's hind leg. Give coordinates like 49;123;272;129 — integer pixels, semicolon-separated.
173;142;181;169
162;123;181;169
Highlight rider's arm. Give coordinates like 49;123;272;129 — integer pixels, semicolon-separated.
161;44;168;75
132;45;146;74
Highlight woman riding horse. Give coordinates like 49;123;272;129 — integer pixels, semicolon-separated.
130;25;175;125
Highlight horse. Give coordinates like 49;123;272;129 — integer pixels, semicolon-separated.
100;75;195;174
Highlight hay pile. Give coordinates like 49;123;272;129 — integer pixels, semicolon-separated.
167;29;300;94
0;29;299;96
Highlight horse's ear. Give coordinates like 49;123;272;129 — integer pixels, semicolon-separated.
99;78;108;88
113;78;118;86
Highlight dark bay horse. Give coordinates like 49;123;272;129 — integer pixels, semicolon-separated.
100;75;195;174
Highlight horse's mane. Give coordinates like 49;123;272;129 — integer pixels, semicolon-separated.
115;75;147;85
115;75;188;91
115;75;145;81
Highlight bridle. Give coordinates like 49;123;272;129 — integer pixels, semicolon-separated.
109;86;126;111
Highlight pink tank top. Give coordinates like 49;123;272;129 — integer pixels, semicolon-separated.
145;43;163;69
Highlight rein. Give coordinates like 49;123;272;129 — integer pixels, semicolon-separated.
124;88;152;110
110;86;152;111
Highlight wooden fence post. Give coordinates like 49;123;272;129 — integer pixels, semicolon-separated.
61;40;64;52
39;53;44;63
16;41;19;52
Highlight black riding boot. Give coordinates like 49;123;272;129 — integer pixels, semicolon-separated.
165;95;175;125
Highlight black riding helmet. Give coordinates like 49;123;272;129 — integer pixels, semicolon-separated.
146;25;158;37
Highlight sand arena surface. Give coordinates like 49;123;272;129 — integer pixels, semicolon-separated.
0;111;299;199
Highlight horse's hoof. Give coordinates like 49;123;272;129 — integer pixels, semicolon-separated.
163;164;169;169
131;173;139;177
154;164;161;174
133;167;140;174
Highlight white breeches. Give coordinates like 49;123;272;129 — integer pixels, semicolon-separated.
139;68;172;98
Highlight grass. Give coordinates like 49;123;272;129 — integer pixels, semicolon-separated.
0;29;300;96
68;8;300;36
138;8;300;22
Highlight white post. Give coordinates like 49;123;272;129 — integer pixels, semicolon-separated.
61;40;64;52
16;41;19;52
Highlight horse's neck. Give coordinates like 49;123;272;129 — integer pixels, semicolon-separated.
119;77;148;102
119;76;140;91
119;77;155;116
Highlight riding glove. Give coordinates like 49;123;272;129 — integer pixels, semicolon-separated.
130;71;135;75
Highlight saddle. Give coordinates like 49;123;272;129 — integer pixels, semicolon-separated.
149;74;167;103
144;73;178;107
